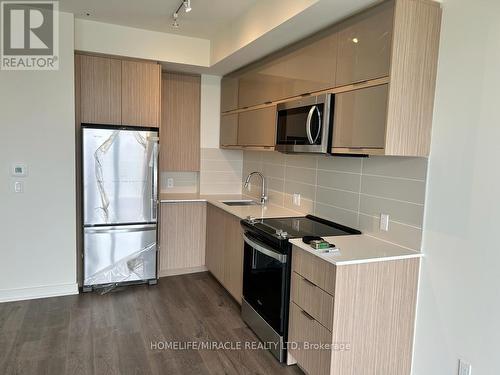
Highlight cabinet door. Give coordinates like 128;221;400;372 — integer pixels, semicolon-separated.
80;55;121;125
160;73;200;171
279;32;338;98
336;1;394;86
205;204;226;283
223;213;244;303
332;84;388;150
238;63;283;109
238;33;338;108
221;76;239;112
121;60;161;127
237;106;276;147
220;113;238;147
159;202;206;276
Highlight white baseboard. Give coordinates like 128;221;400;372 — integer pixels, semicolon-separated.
0;283;79;303
158;266;207;277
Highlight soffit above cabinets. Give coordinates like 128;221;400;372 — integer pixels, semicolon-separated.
67;0;381;75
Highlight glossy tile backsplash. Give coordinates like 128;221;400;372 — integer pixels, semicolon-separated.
200;148;243;195
243;151;427;250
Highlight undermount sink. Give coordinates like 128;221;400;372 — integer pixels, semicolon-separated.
221;200;261;207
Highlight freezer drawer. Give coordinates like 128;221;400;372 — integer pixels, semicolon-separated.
83;224;157;287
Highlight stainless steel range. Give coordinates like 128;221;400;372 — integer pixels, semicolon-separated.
240;215;360;362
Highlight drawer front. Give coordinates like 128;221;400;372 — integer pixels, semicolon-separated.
291;272;334;330
292;246;336;295
288;302;332;375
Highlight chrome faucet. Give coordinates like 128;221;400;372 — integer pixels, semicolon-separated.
244;172;268;205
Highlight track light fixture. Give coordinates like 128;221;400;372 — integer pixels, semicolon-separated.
171;0;192;28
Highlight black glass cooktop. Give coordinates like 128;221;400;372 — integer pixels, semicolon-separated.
250;215;360;239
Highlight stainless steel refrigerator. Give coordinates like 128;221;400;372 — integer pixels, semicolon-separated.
82;125;159;291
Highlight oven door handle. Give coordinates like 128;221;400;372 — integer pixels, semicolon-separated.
243;234;287;264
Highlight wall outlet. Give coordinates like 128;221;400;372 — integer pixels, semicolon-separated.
380;213;390;231
293;193;301;206
458;360;472;375
167;178;174;188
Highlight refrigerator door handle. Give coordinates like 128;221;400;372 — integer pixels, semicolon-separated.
84;224;157;234
151;140;159;221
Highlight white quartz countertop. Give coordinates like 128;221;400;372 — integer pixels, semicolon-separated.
290;235;422;266
159;193;303;219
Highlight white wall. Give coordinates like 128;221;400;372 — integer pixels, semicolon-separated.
413;0;500;373
0;12;77;302
200;75;222;148
75;19;210;67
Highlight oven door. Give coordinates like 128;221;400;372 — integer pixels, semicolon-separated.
275;93;333;154
242;233;288;335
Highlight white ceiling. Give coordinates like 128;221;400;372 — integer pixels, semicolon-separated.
58;0;258;39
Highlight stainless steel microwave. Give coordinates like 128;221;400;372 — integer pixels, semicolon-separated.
275;93;333;154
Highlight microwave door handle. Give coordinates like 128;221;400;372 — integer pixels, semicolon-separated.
306;105;322;145
306;106;315;144
313;106;322;143
306;105;322;144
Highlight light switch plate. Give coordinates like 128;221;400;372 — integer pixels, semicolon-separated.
458;360;472;375
167;178;174;188
14;181;23;193
380;213;390;231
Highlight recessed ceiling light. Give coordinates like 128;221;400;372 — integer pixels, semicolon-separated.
352;37;359;44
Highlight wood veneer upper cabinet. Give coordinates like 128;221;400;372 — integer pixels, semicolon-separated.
335;1;394;86
332;84;388;150
121;60;161;127
80;55;122;125
160;72;201;172
385;0;442;156
221;76;239;112
237;106;276;147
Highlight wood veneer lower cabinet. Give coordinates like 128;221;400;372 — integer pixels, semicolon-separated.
289;246;420;375
158;202;207;277
205;204;244;303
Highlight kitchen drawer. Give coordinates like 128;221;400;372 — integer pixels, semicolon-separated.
288;302;332;375
292;246;336;295
291;271;334;330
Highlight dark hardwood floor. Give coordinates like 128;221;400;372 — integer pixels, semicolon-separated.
0;273;303;375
